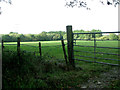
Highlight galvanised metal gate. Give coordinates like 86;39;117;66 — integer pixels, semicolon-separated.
66;25;120;67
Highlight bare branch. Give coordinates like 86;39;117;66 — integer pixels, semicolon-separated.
65;0;120;10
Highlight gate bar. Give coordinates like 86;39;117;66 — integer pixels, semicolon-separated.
74;50;120;56
74;55;120;61
73;32;120;34
74;45;120;49
74;58;119;66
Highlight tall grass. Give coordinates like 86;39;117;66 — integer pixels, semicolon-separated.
2;50;62;88
3;40;120;88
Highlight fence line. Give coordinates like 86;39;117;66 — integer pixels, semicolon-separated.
74;55;119;61
66;25;120;67
2;40;4;52
74;58;119;66
66;25;75;68
17;37;20;59
73;39;120;41
2;25;120;68
61;39;68;65
74;45;120;49
74;50;120;56
73;32;120;34
5;44;17;45
2;38;68;65
22;44;38;47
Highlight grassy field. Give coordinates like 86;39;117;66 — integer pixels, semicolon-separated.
2;40;120;88
4;40;119;64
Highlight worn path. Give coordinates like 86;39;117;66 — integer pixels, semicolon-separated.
81;67;120;88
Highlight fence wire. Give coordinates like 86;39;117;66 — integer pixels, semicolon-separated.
3;41;67;63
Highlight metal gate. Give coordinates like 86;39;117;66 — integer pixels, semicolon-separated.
66;25;120;67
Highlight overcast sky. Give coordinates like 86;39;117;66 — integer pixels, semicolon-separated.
0;0;118;34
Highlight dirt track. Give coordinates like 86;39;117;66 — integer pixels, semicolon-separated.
81;67;120;88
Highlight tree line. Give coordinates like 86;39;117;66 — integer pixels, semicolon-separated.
1;30;120;42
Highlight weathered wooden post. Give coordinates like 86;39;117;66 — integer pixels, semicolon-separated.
2;40;4;52
61;39;68;65
17;37;20;57
93;33;96;63
39;42;42;56
66;25;75;68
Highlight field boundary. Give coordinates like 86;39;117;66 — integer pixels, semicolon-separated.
2;25;120;68
66;25;120;67
2;38;68;65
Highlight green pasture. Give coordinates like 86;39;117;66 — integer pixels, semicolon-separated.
3;40;119;65
3;40;120;88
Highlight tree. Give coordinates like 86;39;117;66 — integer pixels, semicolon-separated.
99;35;109;40
0;0;12;14
65;0;119;10
63;34;67;39
109;33;118;40
40;31;48;41
9;32;18;34
2;34;11;42
118;34;120;40
0;0;119;15
91;29;102;38
52;34;61;40
0;0;12;4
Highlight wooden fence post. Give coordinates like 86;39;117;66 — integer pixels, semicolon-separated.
61;39;68;65
39;42;42;56
2;40;4;52
17;37;20;57
93;33;96;63
66;25;75;68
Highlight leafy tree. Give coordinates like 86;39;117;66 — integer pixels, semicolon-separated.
84;31;91;40
2;34;11;42
40;31;48;41
9;32;18;34
46;33;54;41
91;29;102;38
63;34;67;39
52;34;61;40
118;34;120;40
74;29;86;39
34;34;42;41
109;33;118;40
18;34;26;41
9;34;17;41
99;35;109;40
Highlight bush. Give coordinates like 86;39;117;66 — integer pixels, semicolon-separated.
98;35;109;40
2;50;58;88
109;33;118;40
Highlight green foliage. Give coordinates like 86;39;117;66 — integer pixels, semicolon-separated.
109;33;118;40
9;32;18;34
73;29;102;40
106;80;120;89
91;29;102;38
2;50;59;88
2;30;119;42
99;35;109;40
2;31;66;42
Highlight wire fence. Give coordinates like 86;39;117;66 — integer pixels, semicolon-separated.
2;39;68;63
2;26;120;67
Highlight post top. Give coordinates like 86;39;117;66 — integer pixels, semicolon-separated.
66;25;72;27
